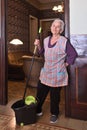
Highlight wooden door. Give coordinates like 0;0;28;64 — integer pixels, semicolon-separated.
40;19;55;47
0;0;8;105
29;15;38;53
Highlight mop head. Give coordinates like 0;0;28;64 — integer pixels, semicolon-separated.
25;96;37;105
39;27;42;34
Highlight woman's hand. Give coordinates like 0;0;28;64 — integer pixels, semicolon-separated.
34;39;40;46
65;62;69;67
34;39;41;50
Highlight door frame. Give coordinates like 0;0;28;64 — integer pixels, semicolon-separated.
0;0;8;105
64;0;71;117
65;0;70;38
0;0;70;110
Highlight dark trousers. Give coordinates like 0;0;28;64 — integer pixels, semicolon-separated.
36;80;61;116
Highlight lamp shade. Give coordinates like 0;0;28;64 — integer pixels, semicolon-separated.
10;39;23;45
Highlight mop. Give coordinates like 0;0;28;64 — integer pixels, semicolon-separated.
11;27;42;125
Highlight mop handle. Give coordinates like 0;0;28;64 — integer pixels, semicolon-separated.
33;45;37;55
23;55;35;100
23;27;42;100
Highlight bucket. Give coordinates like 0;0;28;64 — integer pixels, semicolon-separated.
11;99;37;125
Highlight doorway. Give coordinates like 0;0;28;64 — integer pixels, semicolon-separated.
0;0;69;113
29;15;38;53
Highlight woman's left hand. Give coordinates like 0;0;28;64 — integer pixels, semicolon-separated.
65;62;69;67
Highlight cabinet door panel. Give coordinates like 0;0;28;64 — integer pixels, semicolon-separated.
78;65;87;103
69;58;87;120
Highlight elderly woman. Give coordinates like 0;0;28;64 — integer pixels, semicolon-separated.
34;18;77;123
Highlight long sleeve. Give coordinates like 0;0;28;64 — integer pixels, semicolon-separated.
38;48;44;56
66;39;78;65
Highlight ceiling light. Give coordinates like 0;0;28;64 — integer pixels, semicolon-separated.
53;6;58;11
58;5;63;12
52;2;64;13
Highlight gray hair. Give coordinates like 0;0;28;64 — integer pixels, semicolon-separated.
52;18;65;33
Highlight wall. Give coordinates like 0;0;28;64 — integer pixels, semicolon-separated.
8;0;39;52
70;0;87;34
8;0;28;52
70;0;87;56
8;0;64;52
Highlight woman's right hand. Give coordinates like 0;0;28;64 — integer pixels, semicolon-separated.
34;39;41;50
34;39;40;46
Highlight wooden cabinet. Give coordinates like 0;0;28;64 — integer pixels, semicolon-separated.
66;57;87;120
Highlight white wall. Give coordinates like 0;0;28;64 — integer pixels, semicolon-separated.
70;0;87;34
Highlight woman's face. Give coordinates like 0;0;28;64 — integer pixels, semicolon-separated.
51;21;62;35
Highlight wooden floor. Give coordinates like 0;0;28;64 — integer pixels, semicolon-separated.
0;81;86;130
